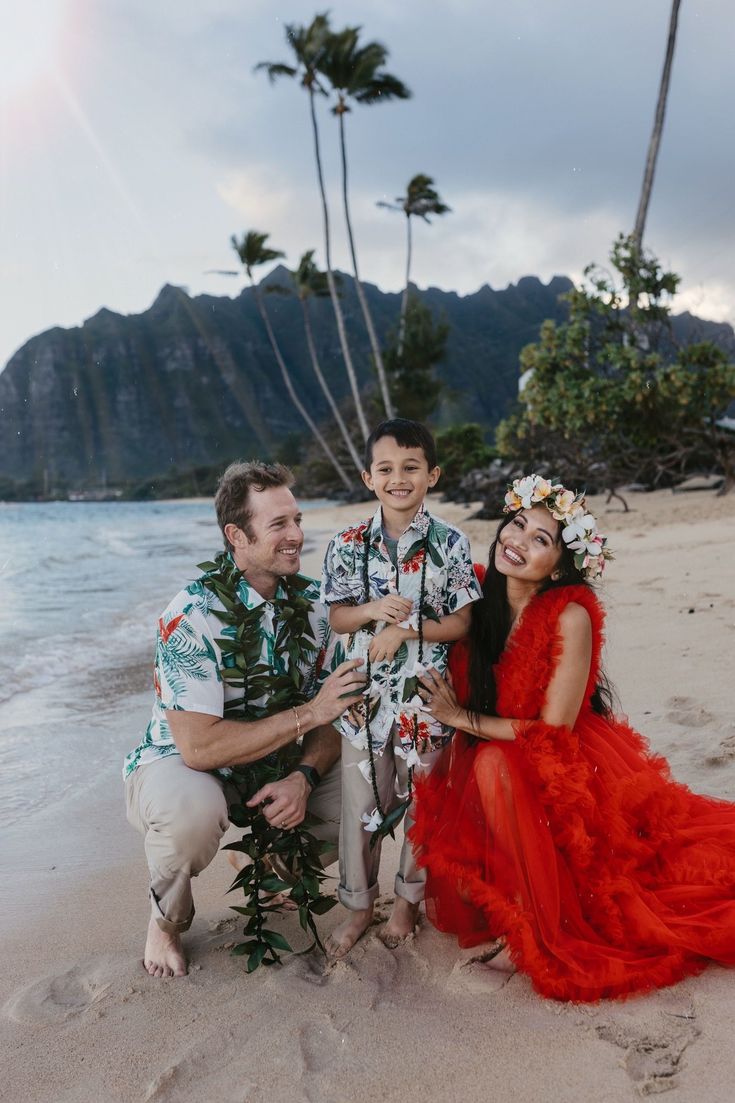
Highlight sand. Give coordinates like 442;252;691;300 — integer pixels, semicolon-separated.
2;488;735;1103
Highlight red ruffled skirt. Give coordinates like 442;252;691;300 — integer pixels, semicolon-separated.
411;713;735;1001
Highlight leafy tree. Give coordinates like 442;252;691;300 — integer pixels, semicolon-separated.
256;13;370;441
434;424;495;495
495;235;735;498
317;24;411;419
378;174;451;359
230;231;355;492
382;297;448;422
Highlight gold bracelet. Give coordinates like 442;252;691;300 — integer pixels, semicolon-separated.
292;705;302;740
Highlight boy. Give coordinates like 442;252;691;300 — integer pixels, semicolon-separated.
321;418;482;956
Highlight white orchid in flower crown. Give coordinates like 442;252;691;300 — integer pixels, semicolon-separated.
503;473;613;580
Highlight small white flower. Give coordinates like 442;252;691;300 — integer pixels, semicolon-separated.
361;808;383;832
397;611;420;631
394;744;422;769
353;758;373;784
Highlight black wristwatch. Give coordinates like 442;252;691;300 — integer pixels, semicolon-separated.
293;764;321;790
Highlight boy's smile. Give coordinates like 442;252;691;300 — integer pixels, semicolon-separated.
362;436;440;537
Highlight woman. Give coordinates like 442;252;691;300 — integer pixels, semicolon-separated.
410;475;735;1002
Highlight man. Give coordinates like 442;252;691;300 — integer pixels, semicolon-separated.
124;461;365;977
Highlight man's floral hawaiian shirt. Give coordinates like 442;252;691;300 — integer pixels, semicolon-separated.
123;562;340;779
321;504;481;756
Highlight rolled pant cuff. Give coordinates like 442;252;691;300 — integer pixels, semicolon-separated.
150;891;195;935
394;875;425;905
337;882;379;911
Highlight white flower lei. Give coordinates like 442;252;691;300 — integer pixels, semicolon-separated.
503;474;614;580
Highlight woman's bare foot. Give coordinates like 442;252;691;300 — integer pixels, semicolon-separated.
379;897;419;948
485;939;515;972
325;905;374;960
144;917;187;978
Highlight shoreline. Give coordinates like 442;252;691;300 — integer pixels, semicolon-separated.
2;488;735;1102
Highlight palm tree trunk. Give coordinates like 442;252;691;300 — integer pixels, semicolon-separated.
308;87;370;442
251;278;355;492
633;0;682;251
397;212;413;360
337;111;395;419
301;297;363;472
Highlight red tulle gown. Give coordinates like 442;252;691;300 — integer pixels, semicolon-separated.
410;574;735;1001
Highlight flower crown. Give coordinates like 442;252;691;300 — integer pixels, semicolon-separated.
503;474;613;580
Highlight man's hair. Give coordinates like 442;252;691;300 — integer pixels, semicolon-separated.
364;418;438;470
215;461;294;551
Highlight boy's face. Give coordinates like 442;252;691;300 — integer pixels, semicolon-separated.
362;435;440;520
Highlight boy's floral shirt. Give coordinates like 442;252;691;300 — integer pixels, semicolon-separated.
321;505;481;756
123;561;342;779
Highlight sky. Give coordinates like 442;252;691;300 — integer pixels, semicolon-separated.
1;0;734;371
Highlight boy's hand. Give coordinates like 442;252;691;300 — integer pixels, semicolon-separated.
370;594;413;624
369;625;409;664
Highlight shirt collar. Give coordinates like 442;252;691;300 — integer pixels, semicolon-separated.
226;553;288;611
369;502;430;543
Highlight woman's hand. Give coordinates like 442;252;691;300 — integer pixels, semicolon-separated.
419;667;465;729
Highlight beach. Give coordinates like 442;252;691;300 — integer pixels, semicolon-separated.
2;488;735;1103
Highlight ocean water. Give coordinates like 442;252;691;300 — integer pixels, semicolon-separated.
0;499;324;829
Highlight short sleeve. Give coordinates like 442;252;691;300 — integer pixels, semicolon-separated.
321;534;365;606
155;603;223;717
442;532;483;615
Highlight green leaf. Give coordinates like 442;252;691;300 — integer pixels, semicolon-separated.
260;929;293;952
309;896;338;915
246;943;269;972
259;875;293;894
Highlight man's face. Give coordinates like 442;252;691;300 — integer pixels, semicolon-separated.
226;485;304;584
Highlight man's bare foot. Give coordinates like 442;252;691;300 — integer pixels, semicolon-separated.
325;905;374;960
379;897;419;948
143;917;187;978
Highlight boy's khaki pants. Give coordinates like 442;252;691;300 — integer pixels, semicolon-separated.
338;728;443;911
125;754;341;934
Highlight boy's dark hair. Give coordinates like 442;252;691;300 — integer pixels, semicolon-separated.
215;460;294;551
364;418;438;470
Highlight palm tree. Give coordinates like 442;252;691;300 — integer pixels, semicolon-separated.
378;174;451;358
255;14;370;442
633;0;682;252
230;231;355;492
317;25;411;419
270;251;363;473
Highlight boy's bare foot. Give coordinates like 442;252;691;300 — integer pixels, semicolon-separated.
379;897;419;948
325;905;374;960
143;917;187;978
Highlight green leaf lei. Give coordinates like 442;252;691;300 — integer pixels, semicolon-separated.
197;551;337;972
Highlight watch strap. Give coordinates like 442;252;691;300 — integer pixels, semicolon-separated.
294;764;321;790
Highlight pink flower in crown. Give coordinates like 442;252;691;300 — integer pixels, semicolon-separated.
533;477;553;501
550;488;577;519
504;488;523;511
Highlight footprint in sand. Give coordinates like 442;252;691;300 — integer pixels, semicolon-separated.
145;1029;257;1103
3;958;118;1025
298;1017;352;1103
665;696;715;729
595;1006;700;1096
704;732;735;767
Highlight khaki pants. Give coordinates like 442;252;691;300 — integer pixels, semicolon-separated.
125;753;341;934
338;730;442;911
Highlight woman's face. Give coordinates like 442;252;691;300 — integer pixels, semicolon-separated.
495;505;563;584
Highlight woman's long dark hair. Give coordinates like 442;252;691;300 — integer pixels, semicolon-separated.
466;513;615;721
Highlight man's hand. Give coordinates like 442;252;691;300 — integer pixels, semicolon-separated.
369;625;410;664
309;659;366;726
247;771;310;830
370;594;413;624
